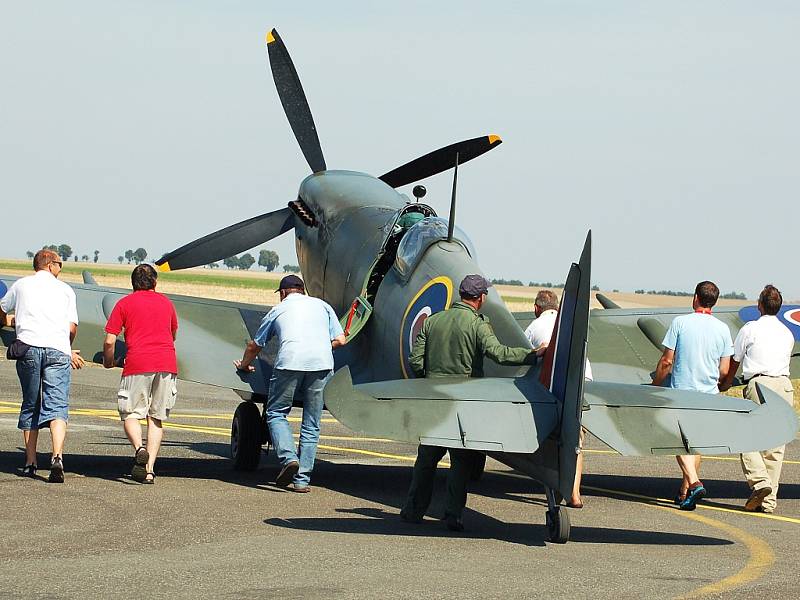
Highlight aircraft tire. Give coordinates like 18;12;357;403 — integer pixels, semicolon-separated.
231;401;263;471
546;506;570;544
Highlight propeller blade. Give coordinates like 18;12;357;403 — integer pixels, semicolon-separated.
155;207;294;272
379;135;502;188
266;29;327;173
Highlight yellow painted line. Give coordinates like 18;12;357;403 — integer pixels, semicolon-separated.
586;486;774;599
583;447;800;466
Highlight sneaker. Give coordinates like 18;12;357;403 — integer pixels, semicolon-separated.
291;484;311;493
275;460;299;488
131;446;149;483
679;482;705;511
744;486;772;512
48;456;64;483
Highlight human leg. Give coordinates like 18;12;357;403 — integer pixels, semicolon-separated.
402;445;447;521
123;418;144;451
266;370;301;467
294;370;328;488
569;451;584;508
444;449;478;526
677;455;705;510
16;346;44;466
40;349;71;459
145;416;163;474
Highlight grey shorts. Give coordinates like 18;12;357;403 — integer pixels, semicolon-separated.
117;372;177;421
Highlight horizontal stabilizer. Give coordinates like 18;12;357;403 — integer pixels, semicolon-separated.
324;367;560;453
582;381;798;456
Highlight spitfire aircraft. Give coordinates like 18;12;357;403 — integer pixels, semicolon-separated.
1;29;798;544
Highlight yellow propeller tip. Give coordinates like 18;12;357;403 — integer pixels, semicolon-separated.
488;134;502;144
266;30;275;44
156;262;171;273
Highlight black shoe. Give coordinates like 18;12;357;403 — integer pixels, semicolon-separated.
275;460;299;488
444;516;465;532
19;464;37;477
48;456;64;483
400;509;423;524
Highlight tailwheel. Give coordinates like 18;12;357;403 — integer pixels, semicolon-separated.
231;401;263;470
545;506;570;544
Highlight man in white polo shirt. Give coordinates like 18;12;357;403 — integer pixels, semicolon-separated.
0;249;84;482
720;284;795;513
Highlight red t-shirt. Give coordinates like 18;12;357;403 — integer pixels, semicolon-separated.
105;290;178;376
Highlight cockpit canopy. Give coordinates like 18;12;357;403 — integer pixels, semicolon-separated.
394;217;477;279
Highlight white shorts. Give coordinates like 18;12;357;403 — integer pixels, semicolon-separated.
117;372;177;421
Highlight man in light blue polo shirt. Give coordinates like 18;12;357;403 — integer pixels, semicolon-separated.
652;280;733;510
236;275;346;492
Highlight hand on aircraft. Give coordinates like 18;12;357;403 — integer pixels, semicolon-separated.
71;350;86;370
234;360;256;373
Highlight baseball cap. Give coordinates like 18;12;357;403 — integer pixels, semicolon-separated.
276;274;305;292
459;274;492;298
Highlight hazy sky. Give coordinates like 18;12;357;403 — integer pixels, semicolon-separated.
2;2;798;299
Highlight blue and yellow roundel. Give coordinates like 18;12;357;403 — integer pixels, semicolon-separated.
739;305;800;342
399;276;453;378
0;280;7;299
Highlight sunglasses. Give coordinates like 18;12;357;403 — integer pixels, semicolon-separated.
51;261;63;267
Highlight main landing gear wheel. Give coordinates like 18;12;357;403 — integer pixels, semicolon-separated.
231;401;263;470
544;486;571;543
546;506;570;544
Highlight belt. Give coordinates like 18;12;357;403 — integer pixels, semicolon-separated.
743;374;785;385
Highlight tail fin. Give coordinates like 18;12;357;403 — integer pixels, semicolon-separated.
538;231;591;499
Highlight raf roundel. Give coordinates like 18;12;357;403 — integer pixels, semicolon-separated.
399;276;453;378
782;307;800;341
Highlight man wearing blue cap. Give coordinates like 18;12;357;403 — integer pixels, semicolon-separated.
401;274;536;531
236;274;346;492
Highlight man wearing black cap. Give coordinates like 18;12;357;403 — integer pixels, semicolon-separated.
235;275;346;492
401;274;535;530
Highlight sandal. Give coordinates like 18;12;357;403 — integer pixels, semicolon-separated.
19;464;37;477
131;446;149;483
143;472;155;484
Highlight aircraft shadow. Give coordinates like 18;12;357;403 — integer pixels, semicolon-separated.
263;507;731;548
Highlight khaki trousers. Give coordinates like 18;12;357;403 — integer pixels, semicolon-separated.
740;375;795;511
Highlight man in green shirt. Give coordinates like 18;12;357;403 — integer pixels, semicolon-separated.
400;275;535;531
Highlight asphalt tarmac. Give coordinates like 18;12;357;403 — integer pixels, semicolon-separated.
0;357;798;599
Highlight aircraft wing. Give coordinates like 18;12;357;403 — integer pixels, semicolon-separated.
323;366;560;453
0;275;278;399
514;305;800;385
582;381;798;456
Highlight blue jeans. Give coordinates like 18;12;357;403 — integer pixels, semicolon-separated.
16;346;71;430
267;369;330;487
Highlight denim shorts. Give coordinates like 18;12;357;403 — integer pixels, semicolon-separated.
16;346;71;430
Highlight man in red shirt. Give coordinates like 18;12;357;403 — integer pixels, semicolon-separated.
103;264;178;483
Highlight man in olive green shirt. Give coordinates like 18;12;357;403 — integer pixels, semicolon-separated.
400;275;535;531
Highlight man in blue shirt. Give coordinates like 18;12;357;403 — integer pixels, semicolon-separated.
652;280;733;510
236;275;346;492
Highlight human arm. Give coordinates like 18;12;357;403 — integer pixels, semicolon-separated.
0;285;16;327
102;333;118;369
717;356;731;389
0;307;12;328
719;358;739;392
68;322;85;369
409;322;428;377
477;320;536;366
331;334;346;349
235;340;262;373
651;347;674;386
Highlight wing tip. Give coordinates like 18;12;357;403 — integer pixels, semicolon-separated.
156;261;171;273
488;134;502;145
266;29;276;45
